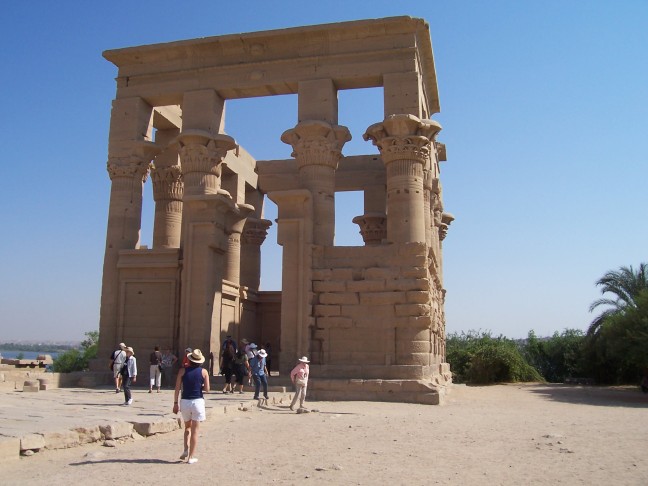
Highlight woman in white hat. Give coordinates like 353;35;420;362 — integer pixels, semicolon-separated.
173;349;210;464
289;356;310;411
121;347;137;406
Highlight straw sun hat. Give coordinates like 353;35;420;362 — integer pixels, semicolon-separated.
187;349;205;364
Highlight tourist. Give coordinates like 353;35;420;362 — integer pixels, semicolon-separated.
246;342;257;359
289;356;310;411
220;341;236;393
264;341;273;375
160;348;178;388
222;335;237;353
121;347;137;406
173;349;210;464
233;346;249;393
250;348;269;400
149;346;162;393
181;347;192;368
109;342;127;393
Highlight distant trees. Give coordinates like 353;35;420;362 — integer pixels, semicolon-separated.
446;263;648;386
52;331;99;373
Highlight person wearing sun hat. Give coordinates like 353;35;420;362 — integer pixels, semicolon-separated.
120;347;137;406
289;356;310;411
249;348;269;400
173;348;210;464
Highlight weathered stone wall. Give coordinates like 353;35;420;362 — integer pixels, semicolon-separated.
311;242;447;381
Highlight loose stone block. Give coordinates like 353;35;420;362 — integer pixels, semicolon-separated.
43;430;80;450
132;418;180;436
99;422;134;440
0;437;20;464
20;434;45;451
75;426;102;444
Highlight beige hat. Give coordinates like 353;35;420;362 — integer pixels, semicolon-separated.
298;356;310;363
187;349;205;364
126;347;134;355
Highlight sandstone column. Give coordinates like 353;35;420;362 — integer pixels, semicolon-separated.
268;190;313;376
98;97;158;358
281;121;350;246
223;205;255;285
240;218;272;290
364;114;442;244
151;129;183;249
176;89;238;355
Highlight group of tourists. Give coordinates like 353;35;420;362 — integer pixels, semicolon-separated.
111;338;310;464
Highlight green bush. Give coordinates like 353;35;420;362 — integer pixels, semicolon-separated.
523;329;586;383
53;331;98;373
447;330;543;384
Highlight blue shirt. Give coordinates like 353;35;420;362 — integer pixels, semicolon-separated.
249;356;266;376
181;365;204;400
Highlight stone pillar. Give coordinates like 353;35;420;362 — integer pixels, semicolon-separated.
98;97;157;358
364;114;442;244
224;204;255;285
268;190;313;376
151;128;182;249
281;121;350;246
240;218;272;289
423;169;434;249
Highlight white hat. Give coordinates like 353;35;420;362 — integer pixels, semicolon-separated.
249;343;257;349
258;349;268;358
187;349;205;364
126;347;135;355
298;356;310;363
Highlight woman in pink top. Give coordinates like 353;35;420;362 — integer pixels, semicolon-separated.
289;356;310;411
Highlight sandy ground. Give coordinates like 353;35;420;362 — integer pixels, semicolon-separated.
3;383;648;485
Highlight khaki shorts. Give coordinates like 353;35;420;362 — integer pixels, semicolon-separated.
180;398;206;422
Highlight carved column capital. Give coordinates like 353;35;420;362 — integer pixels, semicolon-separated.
352;213;387;246
176;130;237;194
281;120;351;170
106;141;159;182
363;114;442;165
242;218;273;246
151;164;183;202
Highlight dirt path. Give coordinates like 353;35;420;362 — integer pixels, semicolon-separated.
3;384;648;485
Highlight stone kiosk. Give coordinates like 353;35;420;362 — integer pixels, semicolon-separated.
99;16;454;404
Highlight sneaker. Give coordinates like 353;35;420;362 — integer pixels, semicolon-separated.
264;395;269;400
180;450;188;460
229;390;234;394
127;399;133;405
253;396;259;400
187;457;198;464
115;388;120;393
121;402;129;406
239;391;244;394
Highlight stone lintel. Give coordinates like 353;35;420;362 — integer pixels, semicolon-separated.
103;17;439;113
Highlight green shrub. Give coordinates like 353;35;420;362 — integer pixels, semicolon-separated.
447;330;543;384
52;331;98;373
523;329;586;383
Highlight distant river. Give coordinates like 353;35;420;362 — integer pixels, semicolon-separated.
0;350;60;360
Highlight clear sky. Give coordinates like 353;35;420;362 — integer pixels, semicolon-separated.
1;1;646;342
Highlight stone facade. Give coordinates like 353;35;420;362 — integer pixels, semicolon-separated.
99;16;453;403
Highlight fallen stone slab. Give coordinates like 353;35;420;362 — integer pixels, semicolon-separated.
0;437;20;464
131;418;180;437
99;422;133;440
74;426;102;444
43;430;80;450
20;433;45;451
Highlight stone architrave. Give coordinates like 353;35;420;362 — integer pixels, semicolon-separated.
281;121;350;246
364;114;442;244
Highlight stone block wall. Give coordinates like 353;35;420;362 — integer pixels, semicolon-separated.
311;242;447;381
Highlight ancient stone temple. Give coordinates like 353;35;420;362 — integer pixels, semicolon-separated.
98;16;454;404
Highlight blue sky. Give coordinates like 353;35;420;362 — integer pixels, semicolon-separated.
1;1;646;342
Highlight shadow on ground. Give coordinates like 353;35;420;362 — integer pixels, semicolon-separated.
525;383;648;408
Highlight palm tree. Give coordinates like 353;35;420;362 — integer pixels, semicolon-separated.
588;263;648;335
